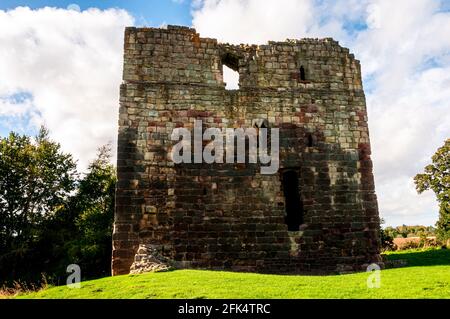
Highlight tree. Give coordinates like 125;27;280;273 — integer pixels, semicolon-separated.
0;128;116;286
379;218;396;251
0;128;78;285
26;144;117;284
0;127;77;254
414;139;450;243
64;144;116;279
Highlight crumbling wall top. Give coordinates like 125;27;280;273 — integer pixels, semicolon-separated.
123;25;362;91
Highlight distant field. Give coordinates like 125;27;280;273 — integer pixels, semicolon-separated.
15;248;450;299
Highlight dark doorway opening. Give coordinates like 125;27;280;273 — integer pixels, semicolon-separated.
281;170;304;231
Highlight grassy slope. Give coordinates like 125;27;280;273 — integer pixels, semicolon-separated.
18;249;450;299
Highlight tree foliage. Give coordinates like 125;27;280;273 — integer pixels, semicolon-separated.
379;219;396;251
414;139;450;241
0;129;116;286
383;225;436;239
0;127;77;254
63;145;116;279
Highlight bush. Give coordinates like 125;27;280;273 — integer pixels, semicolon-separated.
396;236;442;251
380;227;397;251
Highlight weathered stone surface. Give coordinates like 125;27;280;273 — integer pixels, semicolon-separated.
129;244;174;274
112;25;383;276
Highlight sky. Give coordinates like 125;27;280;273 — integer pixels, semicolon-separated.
0;0;449;227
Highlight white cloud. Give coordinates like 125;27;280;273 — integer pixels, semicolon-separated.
0;94;33;117
355;0;450;226
192;0;315;44
67;4;81;12
191;0;450;226
0;6;134;170
223;65;239;89
0;2;448;227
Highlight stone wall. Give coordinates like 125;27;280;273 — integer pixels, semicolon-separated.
112;25;382;275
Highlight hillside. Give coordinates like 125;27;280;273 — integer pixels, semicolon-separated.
15;249;450;299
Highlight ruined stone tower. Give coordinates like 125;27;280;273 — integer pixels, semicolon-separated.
112;25;382;275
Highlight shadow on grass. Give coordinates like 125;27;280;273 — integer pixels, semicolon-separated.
385;248;450;267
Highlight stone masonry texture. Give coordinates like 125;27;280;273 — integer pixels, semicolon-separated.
112;25;383;275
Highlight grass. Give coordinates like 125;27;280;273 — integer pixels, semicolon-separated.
13;248;450;299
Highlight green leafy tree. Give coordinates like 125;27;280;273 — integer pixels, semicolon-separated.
414;139;450;243
0;127;77;254
0;128;116;286
33;144;117;283
379;219;396;251
0;128;77;284
66;144;116;278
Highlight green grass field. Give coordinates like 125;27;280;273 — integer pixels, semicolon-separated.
16;248;450;299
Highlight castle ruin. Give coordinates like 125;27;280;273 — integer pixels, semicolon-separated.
112;25;382;275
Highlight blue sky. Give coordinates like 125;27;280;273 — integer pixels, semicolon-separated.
0;0;192;26
0;0;449;226
0;0;192;137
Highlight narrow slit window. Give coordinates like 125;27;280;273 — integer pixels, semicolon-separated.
253;120;268;149
254;121;270;148
300;66;306;81
307;134;314;147
254;123;259;148
259;121;268;150
282;170;304;231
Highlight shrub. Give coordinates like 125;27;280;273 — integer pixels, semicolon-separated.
380;227;397;251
